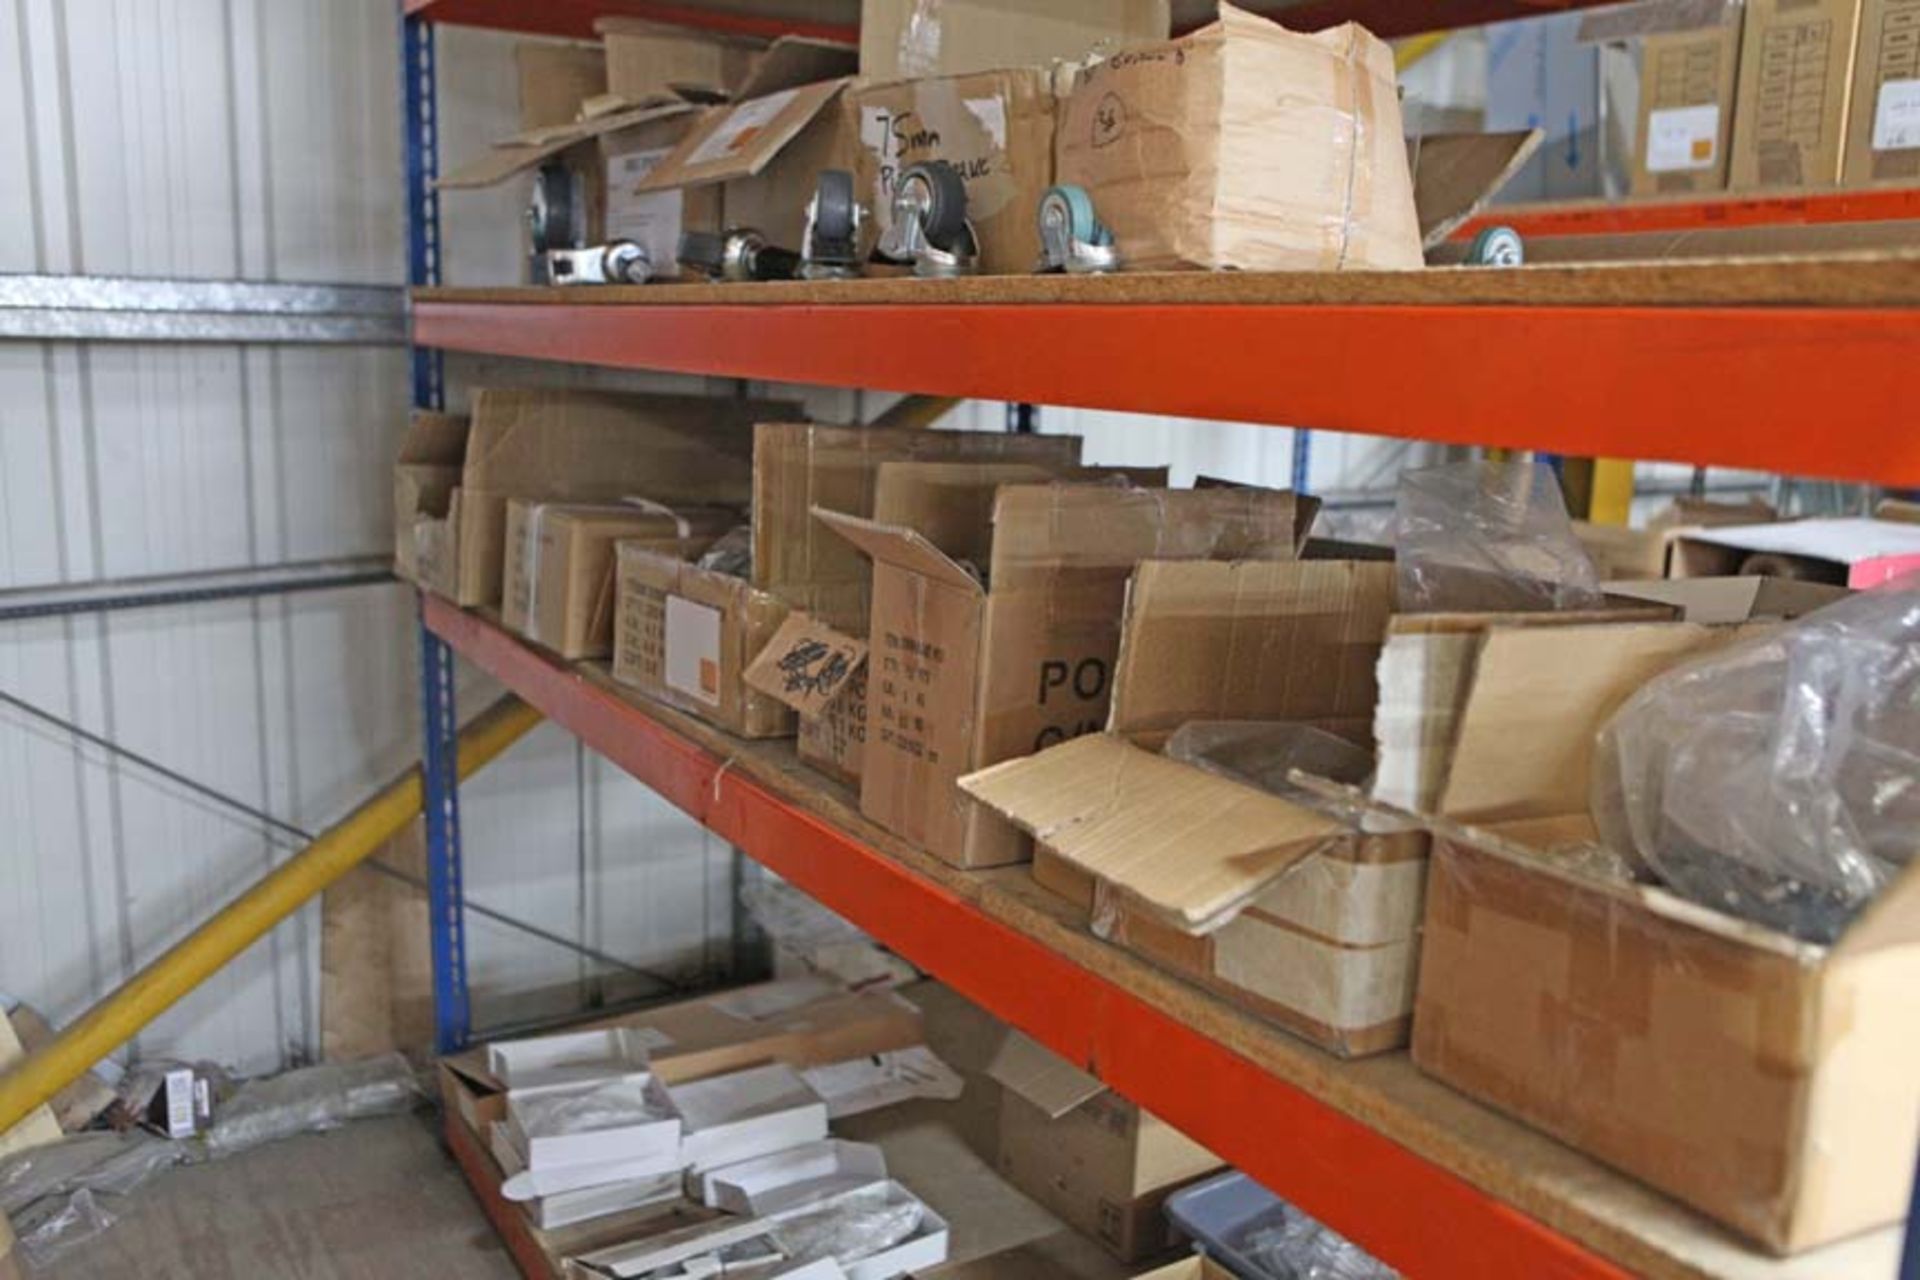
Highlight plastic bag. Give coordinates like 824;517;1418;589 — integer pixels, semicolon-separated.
1165;721;1375;800
695;526;753;578
0;1131;180;1216
12;1186;117;1267
1241;1201;1398;1280
203;1053;421;1159
1593;588;1920;943
1391;459;1602;614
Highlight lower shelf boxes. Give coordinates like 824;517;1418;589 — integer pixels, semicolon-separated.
985;1031;1222;1262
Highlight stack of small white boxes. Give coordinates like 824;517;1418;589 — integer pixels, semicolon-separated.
485;1027;950;1279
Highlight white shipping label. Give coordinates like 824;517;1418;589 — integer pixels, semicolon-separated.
1872;79;1920;151
663;595;723;706
1645;104;1720;172
686;88;800;167
605;147;682;272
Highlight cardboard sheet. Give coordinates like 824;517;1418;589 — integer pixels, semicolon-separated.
961;733;1346;930
742;612;868;718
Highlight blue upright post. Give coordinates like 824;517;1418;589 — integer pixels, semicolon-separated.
1291;428;1313;494
400;9;467;1054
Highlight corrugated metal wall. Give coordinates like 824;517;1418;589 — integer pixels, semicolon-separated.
0;2;1432;1077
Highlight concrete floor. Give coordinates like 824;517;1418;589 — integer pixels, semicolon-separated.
25;984;1138;1279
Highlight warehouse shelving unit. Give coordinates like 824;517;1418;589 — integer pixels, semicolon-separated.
398;4;1920;1278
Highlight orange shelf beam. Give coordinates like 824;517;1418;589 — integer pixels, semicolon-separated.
422;596;1630;1280
413;297;1920;487
1452;186;1920;240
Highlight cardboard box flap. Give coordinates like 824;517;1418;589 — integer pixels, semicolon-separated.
736;36;859;100
983;1031;1105;1119
742;612;867;717
872;461;1075;566
635;78;850;191
1438;621;1727;824
398;411;468;466
1408;129;1544;248
1193;476;1321;551
987;485;1304;591
1577;0;1743;41
959;733;1346;930
1108;559;1396;740
440;102;699;188
810;508;984;594
1604;576;1851;623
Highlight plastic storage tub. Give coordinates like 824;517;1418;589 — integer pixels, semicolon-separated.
1165;1171;1394;1279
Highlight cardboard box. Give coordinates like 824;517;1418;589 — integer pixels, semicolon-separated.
1605;573;1849;620
986;1031;1220;1261
1843;0;1920;181
698;1138;887;1214
612;543;797;738
440;979;925;1136
594;17;759;105
849;68;1058;276
1581;0;1746;195
394;411;469;588
570;1179;949;1280
819;483;1313;868
745;612;872;786
1729;0;1864;187
1411;616;1920;1252
1669;516;1920;586
1055;4;1422;272
502;500;731;659
489;1027;656;1094
504;1076;680;1172
859;0;1170;81
751;424;1079;629
664;1063;828;1173
516;42;608;131
1133;1260;1237;1280
401;388;778;609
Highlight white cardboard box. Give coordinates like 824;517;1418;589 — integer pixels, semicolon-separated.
572;1178;947;1279
488;1027;655;1093
664;1063;829;1173
699;1139;888;1215
504;1075;681;1172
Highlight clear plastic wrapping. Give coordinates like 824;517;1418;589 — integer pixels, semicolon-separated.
0;1131;180;1216
0;1131;182;1267
203;1053;421;1159
1593;588;1920;943
1242;1201;1398;1279
770;1183;924;1266
1391;459;1602;614
695;525;753;578
1165;721;1375;800
506;1077;668;1142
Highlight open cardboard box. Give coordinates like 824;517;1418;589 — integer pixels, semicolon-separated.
400;388;784;609
744;457;1149;788
698;1139;887;1215
662;1062;829;1173
1411;613;1920;1253
960;558;1425;1055
569;1178;949;1279
633;39;860;255
394;411;470;590
1669;516;1920;589
607;424;1078;740
986;1030;1220;1261
817;481;1315;869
